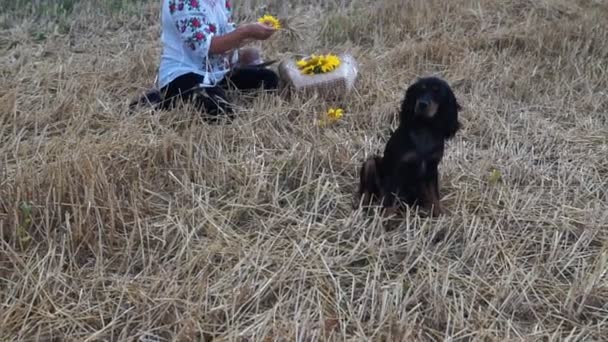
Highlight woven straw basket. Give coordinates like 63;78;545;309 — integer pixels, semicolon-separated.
278;53;358;100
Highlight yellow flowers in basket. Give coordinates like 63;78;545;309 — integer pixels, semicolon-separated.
257;14;281;29
296;54;342;75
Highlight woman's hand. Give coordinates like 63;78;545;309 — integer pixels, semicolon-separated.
238;23;277;40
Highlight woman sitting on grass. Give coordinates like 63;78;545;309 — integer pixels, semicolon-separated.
133;0;279;121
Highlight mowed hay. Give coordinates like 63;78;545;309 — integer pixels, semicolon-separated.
1;0;608;340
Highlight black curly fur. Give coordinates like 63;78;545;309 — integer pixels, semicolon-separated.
357;76;462;217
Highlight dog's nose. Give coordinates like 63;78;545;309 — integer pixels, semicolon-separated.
416;100;429;113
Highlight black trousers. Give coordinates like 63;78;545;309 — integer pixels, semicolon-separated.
159;68;279;121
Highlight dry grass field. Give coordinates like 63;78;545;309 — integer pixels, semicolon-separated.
2;0;608;340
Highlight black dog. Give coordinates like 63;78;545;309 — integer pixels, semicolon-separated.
357;76;461;217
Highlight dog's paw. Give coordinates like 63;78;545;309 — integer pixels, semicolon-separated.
431;205;445;217
382;205;399;218
431;227;449;244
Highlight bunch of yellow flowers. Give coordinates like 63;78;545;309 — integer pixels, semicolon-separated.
296;54;341;75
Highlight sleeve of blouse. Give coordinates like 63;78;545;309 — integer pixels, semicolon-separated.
168;0;218;57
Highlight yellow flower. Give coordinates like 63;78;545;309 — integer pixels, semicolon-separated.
488;168;502;184
327;107;344;121
318;107;344;127
320;54;341;72
258;14;281;29
296;53;341;75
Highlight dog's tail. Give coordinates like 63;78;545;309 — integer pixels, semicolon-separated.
128;89;163;113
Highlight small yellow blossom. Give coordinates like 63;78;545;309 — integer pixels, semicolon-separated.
318;107;344;127
327;107;344;121
488;168;502;184
257;14;281;29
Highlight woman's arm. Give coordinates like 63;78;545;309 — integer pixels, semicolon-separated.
209;23;276;55
168;1;276;58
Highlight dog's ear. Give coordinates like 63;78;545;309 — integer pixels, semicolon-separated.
399;83;417;124
441;87;462;139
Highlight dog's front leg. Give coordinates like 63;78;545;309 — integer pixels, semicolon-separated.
381;191;400;218
380;169;403;217
428;180;444;217
420;167;444;217
356;156;384;208
432;171;446;216
418;182;440;217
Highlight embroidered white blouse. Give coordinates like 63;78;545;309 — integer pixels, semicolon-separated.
158;0;237;89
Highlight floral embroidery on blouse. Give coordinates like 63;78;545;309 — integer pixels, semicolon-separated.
184;30;207;51
169;0;202;14
174;16;220;51
175;17;216;33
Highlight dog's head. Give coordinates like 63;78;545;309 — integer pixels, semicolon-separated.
399;76;462;139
